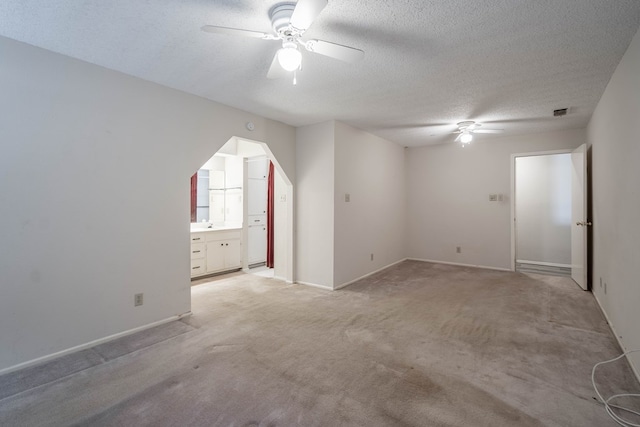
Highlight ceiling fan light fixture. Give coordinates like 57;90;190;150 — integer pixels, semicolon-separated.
460;132;473;144
277;42;302;71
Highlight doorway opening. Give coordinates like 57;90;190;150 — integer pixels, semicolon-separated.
512;151;573;277
188;136;294;286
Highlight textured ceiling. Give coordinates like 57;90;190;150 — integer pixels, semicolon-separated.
1;0;640;147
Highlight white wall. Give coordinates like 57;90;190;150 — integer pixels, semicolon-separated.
515;154;572;265
295;121;335;288
406;129;585;270
333;122;406;287
588;27;640;375
0;36;295;372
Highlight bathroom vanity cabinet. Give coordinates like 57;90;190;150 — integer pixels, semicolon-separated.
190;228;241;278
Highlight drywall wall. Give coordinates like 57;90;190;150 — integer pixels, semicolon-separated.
0;36;295;372
515;154;572;265
333;122;406;287
406;129;585;270
588;26;640;374
295;121;335;288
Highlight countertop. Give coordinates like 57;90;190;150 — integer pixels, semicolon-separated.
190;225;242;233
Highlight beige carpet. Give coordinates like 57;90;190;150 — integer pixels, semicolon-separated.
1;261;638;426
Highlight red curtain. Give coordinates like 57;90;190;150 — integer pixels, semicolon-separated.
190;172;197;223
266;161;275;268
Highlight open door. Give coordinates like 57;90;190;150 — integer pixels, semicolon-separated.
571;144;590;290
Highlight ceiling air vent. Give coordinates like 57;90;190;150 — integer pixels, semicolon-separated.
553;108;568;117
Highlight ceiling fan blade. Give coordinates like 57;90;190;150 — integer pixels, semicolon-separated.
474;129;504;134
290;0;328;30
267;53;289;79
454;134;462;142
201;25;276;40
304;40;364;63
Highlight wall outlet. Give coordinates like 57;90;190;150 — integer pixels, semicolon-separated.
370;253;374;261
456;246;461;254
134;293;144;307
345;193;351;202
489;194;498;202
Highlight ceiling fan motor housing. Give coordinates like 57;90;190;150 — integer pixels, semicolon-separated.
457;121;478;132
270;3;297;35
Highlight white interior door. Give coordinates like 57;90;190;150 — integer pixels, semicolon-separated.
571;144;589;290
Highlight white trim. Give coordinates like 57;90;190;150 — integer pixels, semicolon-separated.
516;260;572;268
0;313;191;376
510;149;574;272
592;294;640;384
273;275;292;283
510;154;516;271
407;258;512;272
333;258;407;290
294;280;333;291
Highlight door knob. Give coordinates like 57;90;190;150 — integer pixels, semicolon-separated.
576;221;593;226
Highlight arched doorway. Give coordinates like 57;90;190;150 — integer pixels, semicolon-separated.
188;136;294;285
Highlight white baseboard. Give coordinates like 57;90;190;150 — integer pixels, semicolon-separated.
294;280;333;291
592;294;640;384
407;258;512;272
516;260;571;268
333;258;408;290
273;275;293;283
0;312;191;376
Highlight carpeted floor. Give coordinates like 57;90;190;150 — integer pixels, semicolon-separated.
1;261;638;426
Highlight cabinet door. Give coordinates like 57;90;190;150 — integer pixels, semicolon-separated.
225;156;244;188
247;178;267;215
224;239;241;269
225;189;243;223
248;226;267;264
206;241;226;273
248;158;268;179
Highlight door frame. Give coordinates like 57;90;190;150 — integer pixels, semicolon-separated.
236;137;295;283
510;149;574;271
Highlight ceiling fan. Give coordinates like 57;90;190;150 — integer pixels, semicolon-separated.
201;0;364;82
453;121;503;145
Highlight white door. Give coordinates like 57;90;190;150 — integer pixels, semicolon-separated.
571;144;589;290
248;226;267;264
206;241;226;273
247;157;268;179
247;179;267;215
224;239;242;269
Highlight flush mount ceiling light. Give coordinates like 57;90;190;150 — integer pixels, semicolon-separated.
277;41;302;71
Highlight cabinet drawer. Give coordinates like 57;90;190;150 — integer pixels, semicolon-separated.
248;215;266;226
190;234;206;243
190;242;205;259
190;258;206;277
